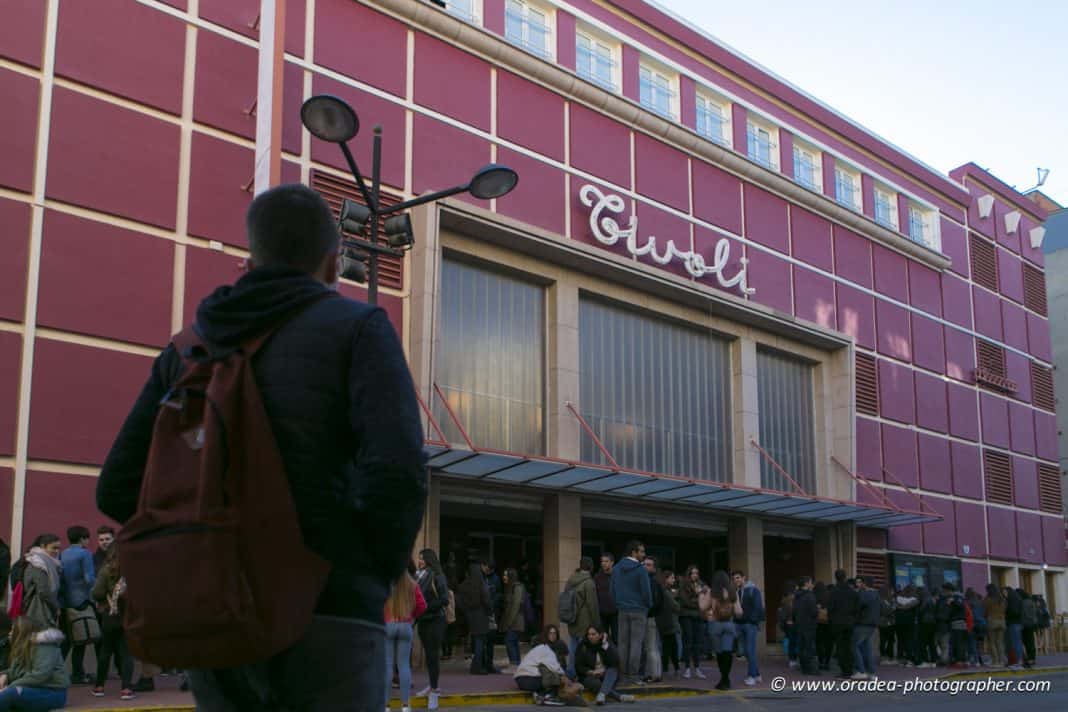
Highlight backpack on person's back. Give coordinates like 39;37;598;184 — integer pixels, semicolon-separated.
117;308;333;669
1021;598;1038;628
558;583;579;626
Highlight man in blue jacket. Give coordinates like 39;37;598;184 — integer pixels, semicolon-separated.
610;541;652;684
60;525;96;684
732;570;764;686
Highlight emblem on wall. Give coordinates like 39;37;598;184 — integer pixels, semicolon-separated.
579;184;754;295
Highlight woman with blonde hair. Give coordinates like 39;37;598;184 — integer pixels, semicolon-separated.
0;615;69;710
384;564;427;712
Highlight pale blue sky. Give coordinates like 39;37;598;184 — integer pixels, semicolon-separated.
655;0;1068;208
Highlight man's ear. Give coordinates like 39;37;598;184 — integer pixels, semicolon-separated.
324;249;340;285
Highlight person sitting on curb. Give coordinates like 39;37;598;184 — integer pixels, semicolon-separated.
0;616;70;710
514;641;570;707
575;626;636;705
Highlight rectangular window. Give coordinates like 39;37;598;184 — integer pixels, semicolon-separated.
579;298;732;480
639;64;676;119
445;0;480;24
874;186;898;230
434;258;545;454
757;348;816;494
834;165;861;211
505;0;552;59
695;94;729;146
792;142;821;191
908;205;929;245
746;120;777;170
576;31;616;91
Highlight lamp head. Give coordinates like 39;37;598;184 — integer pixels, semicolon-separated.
301;95;359;143
468;164;519;200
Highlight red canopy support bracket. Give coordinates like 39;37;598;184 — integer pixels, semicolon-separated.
432;382;476;451
565;401;621;471
882;468;943;519
414;390;449;444
749;439;809;497
830;456;902;512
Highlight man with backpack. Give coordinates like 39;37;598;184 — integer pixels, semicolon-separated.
610;542;652;684
731;571;764;686
97;184;427;711
59;526;97;685
561;557;599;679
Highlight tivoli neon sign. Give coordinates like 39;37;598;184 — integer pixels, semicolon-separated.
579;184;754;295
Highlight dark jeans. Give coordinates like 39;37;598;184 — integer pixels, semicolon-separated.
601;612;618;644
465;636;487;674
417;617;445;689
831;624;854;676
0;686;67;711
797;628;818;674
895;623;914;662
917;623;937;664
187;615;385;711
505;631;521;666
582;668;620;698
516;675;557;696
816;624;833;667
96;625;134;689
680;617;705;669
483;632;496;672
1022;626;1037;665
951;629;968;663
879;626;895;658
661;632;680;672
786;626;799;661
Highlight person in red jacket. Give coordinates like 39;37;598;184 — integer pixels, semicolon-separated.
384;566;427;712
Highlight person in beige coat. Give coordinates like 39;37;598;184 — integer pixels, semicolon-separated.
565;558;600;679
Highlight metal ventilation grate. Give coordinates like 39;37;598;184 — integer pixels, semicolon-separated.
983;449;1013;505
1031;362;1055;412
1022;264;1048;316
970;233;998;292
311;169;404;291
1038;464;1063;514
856;552;888;589
856;352;879;417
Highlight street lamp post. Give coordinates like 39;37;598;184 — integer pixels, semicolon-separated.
301;95;519;304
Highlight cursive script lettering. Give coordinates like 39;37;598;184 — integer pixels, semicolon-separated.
579;184;754;294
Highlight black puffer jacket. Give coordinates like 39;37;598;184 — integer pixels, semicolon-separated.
827;583;859;626
97;267;427;624
575;637;621;679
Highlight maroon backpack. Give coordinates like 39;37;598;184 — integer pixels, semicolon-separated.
117;315;331;669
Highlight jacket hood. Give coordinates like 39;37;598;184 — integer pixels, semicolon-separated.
34;628;65;645
194;266;332;347
568;570;593;586
616;558;643;574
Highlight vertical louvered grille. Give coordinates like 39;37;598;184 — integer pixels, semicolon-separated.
970;233;998;291
856;552;889;589
310;169;404;291
856;352;879;416
1023;264;1048;316
983;450;1013;505
1038;464;1063;514
1031;362;1055;412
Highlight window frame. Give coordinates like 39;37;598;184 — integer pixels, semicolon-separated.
444;0;482;24
834;163;862;212
792;140;822;192
873;184;898;230
746;117;779;171
638;61;678;120
695;91;730;146
504;0;555;61
575;27;618;92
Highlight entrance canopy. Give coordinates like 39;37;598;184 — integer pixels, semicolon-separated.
423;443;939;529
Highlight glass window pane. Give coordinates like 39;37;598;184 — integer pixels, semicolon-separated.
757;349;815;493
579;298;732;481
434;259;545;454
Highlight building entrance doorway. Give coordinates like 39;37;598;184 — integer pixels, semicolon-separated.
763;535;815;643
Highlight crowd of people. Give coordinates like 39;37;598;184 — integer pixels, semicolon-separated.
777;571;1054;679
0;526;182;711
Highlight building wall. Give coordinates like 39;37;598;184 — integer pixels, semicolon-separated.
1045;238;1068;511
0;0;1062;593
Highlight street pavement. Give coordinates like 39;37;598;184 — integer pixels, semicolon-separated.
458;671;1068;712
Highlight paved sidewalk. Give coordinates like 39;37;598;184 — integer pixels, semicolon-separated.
67;651;1068;711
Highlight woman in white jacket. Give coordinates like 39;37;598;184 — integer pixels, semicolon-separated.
514;643;568;706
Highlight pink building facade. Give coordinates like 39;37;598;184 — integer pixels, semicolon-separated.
1;0;1063;626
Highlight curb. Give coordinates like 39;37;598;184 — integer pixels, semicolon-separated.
72;685;716;712
939;665;1068;681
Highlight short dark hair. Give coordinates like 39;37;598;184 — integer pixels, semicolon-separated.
67;526;90;544
625;540;644;557
579;556;594;572
31;533;60;550
834;569;847;584
800;575;813;587
643;556;657;568
732;570;745;579
246;184;339;273
96;526;115;536
600;552;615;562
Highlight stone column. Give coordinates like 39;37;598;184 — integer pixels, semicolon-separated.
813;522;855;583
543;493;582;635
732;337;761;488
413;476;441;559
728;517;765;591
547;281;581;461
